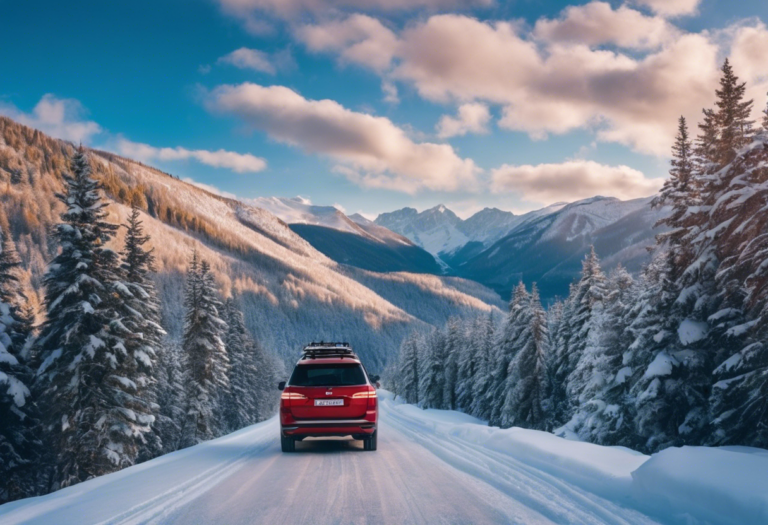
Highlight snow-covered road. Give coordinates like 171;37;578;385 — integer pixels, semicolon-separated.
2;392;766;525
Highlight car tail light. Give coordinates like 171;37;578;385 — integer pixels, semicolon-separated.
353;389;377;409
280;392;306;407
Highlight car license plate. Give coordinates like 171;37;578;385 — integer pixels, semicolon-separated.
314;399;343;406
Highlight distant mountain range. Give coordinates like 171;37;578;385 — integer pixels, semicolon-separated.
376;197;666;302
249;192;665;304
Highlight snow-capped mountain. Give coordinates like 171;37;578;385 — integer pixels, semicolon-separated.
377;196;664;301
453;196;665;302
0;116;502;368
247;196;440;274
375;205;470;256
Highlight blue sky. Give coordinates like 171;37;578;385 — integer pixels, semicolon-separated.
2;0;767;218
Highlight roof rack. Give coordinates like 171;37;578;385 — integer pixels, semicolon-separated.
301;341;357;360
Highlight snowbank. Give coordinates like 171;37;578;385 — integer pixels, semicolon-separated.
381;390;768;525
631;446;768;525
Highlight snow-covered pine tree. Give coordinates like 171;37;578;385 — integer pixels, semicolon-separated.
501;284;549;430
179;254;230;447
154;340;186;454
420;328;446;409
657;60;759;448
0;209;39;503
222;298;259;432
456;317;481;413
119;205;165;461
442;318;462;410
251;340;281;422
708;102;768;447
469;313;495;421
487;282;529;427
35;149;147;488
550;248;607;429
565;265;635;443
397;331;421;405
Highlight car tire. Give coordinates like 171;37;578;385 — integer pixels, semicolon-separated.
363;430;378;451
281;435;296;452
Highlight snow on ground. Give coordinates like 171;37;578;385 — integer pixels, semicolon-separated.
1;391;765;525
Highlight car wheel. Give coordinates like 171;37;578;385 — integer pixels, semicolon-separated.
363;431;377;451
281;435;296;452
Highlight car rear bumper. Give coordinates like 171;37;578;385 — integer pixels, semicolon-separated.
281;415;377;438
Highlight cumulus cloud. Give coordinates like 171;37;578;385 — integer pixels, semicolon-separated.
117;139;267;173
205;82;479;193
630;0;701;17
389;15;722;156
217;47;276;74
729;22;768;112
491;160;663;204
437;103;491;138
0;94;101;144
534;2;677;49
295;14;398;72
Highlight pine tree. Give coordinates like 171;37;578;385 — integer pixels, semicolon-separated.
420;329;446;409
502;284;549;430
566;265;635;443
715;59;754;166
35;149;145;488
456;318;480;413
179;255;229;447
222;298;259;432
0;210;39;502
119;205;165;461
469;313;495;421
550;247;607;429
487;282;529;427
442;319;462;410
708;117;768;447
154;340;186;453
397;332;421;405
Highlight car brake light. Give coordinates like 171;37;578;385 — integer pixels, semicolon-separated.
351;391;377;398
280;392;306;407
281;392;307;400
352;390;377;410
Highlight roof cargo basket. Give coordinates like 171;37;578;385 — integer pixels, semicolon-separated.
301;342;357;359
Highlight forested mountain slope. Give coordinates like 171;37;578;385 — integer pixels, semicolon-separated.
0;116;500;368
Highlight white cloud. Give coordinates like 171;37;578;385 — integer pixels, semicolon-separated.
295;14;398;72
206;82;479;194
534;2;677;50
0;94;101;144
117;139;267;173
390;15;721;156
729;22;768;116
630;0;701;17
437;102;491;138
382;81;400;104
491;160;663;204
218;47;276;74
333;203;347;213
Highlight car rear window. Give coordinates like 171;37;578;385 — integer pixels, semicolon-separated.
289;363;367;387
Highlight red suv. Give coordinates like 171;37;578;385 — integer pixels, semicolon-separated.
278;343;379;452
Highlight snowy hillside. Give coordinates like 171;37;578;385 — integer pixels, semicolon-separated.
0;116;501;368
2;391;763;525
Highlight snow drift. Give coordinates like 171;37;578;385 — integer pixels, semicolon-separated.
381;391;768;525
